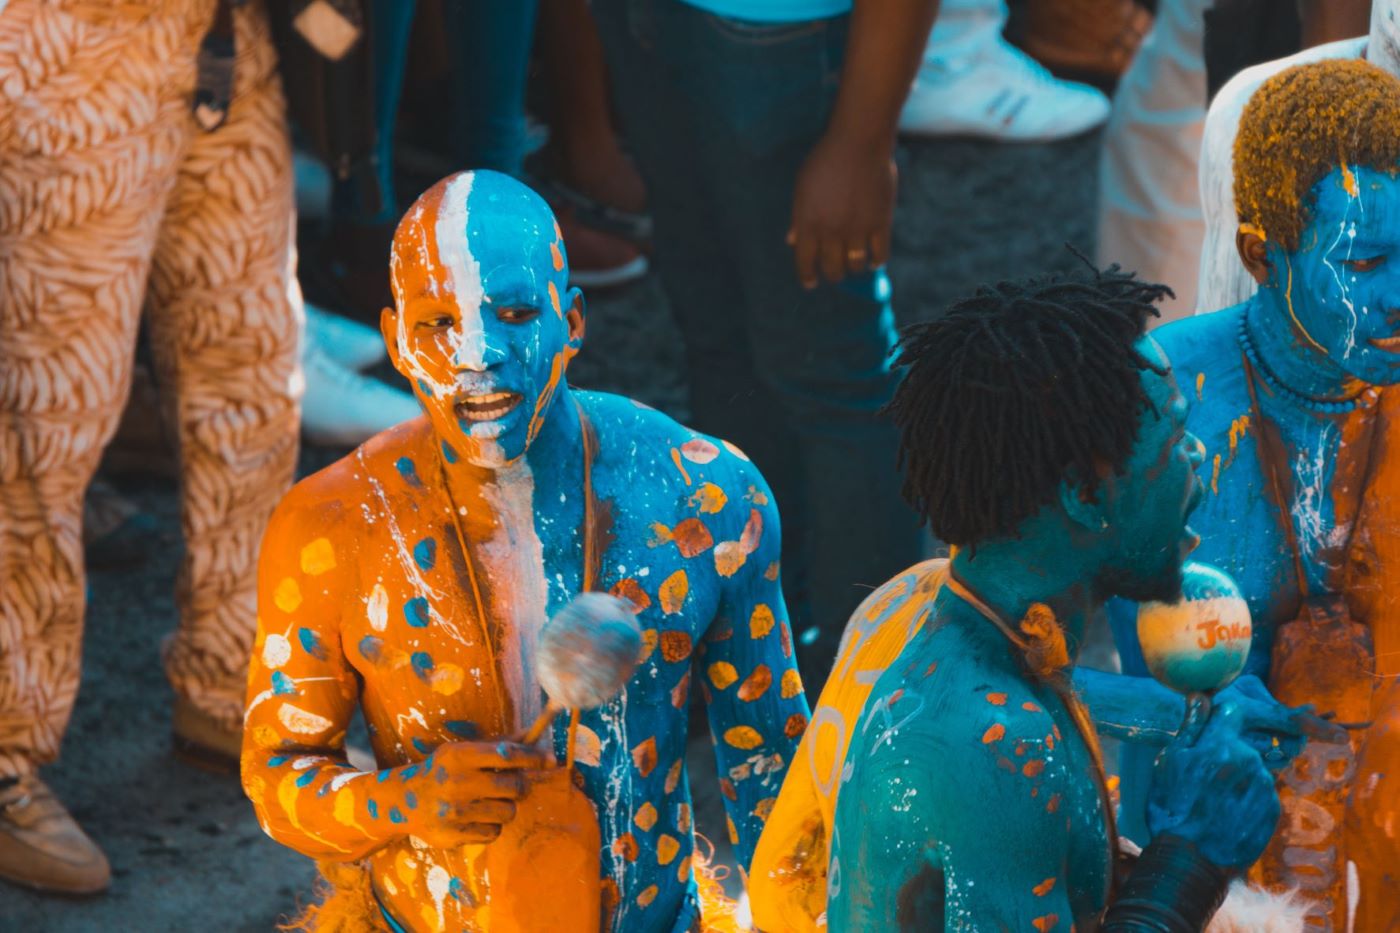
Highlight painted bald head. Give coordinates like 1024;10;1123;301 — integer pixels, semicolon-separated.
382;171;584;468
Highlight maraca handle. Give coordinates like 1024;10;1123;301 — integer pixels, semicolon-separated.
1179;692;1213;745
520;702;562;746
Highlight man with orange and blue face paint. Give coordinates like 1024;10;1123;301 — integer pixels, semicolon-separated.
1108;60;1400;930
241;170;808;932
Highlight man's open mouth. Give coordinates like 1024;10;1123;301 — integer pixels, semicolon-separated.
1368;335;1400;353
454;391;523;422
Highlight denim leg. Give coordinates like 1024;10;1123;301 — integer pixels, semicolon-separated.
594;0;922;685
441;0;542;175
340;0;417;224
591;0;811;629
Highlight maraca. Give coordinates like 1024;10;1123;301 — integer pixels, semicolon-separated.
520;592;642;744
1136;561;1252;741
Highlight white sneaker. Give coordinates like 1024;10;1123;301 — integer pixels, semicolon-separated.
305;302;387;372
301;343;422;447
899;35;1110;142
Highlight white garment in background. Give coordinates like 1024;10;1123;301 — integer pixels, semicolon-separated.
1096;0;1211;322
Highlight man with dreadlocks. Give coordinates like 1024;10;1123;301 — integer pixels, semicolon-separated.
751;263;1310;931
1104;59;1400;930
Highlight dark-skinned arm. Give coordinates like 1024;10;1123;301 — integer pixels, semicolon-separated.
789;0;940;288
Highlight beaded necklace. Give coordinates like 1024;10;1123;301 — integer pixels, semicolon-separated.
1236;312;1379;415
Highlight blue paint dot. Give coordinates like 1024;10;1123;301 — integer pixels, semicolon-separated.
298;627;329;660
388;807;406;824
411;652;434;680
438;800;452;818
403;597;430;628
295;769;319;788
267;755;288;767
317;781;333;797
445;720;478;739
395;456;423;488
400;764;420;781
404;791;418;810
449;877;473;905
271;671;297;695
358;635;384;664
441;440;459;463
376;770;392;783
416;378;432;396
413;537;437;572
411;737;433;754
367;800;379;819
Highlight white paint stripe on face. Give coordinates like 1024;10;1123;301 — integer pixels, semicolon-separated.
436;173;489;372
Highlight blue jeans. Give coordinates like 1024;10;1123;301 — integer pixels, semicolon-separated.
339;0;540;224
592;0;921;682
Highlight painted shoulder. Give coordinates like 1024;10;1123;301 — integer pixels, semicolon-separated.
577;389;773;494
271;415;435;534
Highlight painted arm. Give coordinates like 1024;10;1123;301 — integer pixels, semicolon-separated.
827;702;1076;931
241;494;542;861
699;470;810;871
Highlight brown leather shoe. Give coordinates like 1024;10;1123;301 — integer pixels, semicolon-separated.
1017;0;1153;89
0;775;110;895
171;696;243;775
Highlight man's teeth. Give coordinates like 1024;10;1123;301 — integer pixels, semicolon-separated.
456;392;520;421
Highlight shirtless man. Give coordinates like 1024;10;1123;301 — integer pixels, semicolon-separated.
1110;60;1400;928
241;171;808;931
817;266;1289;930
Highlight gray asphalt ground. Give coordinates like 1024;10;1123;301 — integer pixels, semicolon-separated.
5;128;1104;931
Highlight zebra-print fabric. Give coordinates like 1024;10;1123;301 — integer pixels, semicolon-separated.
0;0;301;776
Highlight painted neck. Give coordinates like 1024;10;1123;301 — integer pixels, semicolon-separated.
1245;291;1363;401
437;385;580;526
949;527;1100;660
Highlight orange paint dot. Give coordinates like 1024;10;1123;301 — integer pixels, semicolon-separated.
1023;759;1045;778
636;884;659;907
632;737;658;777
780;668;803;699
660;629;693;661
611;578;652;612
986;692;1007;705
1033;877;1056;897
1022;701;1042;712
1046;793;1061;813
924;662;939;677
1032;914;1059;931
659;571;690;616
670;448;692;485
982;723;1006;744
737;664;773;701
548;280;563;319
749;604;775;639
613;833;640;861
708;661;739;690
665;759;683;794
550;241;564;271
670;670;690;708
671;518;714;558
656;835;680;865
634;802;659;831
784;712;808;738
724;726;764;750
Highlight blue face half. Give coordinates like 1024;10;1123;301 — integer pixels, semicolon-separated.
1266;164;1400;386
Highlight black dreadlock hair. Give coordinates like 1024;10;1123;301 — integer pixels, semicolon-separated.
885;259;1172;549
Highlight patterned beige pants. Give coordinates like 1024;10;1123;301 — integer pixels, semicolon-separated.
0;0;300;776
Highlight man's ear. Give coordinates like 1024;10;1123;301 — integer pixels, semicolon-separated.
564;287;586;350
380;306;402;371
1236;225;1273;286
1058;475;1108;535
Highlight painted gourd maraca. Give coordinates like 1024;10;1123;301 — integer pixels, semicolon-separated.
537;592;643;709
1136;561;1252;695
